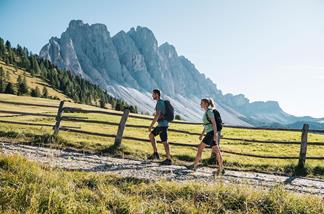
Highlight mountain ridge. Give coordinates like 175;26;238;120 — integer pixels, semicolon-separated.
40;20;323;127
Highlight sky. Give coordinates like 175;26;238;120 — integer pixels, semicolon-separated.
0;0;323;117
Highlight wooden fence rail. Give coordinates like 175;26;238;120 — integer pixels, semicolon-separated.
0;110;56;118
0;100;60;108
0;101;324;167
55;127;324;160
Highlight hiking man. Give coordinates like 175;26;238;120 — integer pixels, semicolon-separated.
148;89;172;165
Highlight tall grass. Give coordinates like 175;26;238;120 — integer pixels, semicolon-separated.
0;154;323;213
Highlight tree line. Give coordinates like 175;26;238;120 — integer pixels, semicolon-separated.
0;37;138;113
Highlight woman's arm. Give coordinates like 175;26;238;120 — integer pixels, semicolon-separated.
199;127;205;141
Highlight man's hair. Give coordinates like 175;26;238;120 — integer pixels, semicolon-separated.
153;89;161;96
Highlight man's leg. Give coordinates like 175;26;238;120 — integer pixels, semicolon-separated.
162;141;171;160
149;132;158;153
160;127;172;165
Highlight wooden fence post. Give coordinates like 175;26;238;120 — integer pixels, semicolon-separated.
53;101;65;136
298;123;309;168
114;109;130;148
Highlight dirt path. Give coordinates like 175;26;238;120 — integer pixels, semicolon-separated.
1;142;323;196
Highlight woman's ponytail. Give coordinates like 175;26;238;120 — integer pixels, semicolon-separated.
208;98;215;109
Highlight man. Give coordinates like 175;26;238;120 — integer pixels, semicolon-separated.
148;89;172;165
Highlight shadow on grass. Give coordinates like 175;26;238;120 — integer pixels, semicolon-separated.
313;166;324;176
0;130;21;138
0;130;67;146
284;164;324;177
174;154;195;162
99;144;133;158
31;134;67;145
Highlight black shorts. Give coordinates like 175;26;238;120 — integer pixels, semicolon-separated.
151;126;168;142
202;131;221;147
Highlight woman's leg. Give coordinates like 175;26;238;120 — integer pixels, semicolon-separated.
193;142;206;169
212;144;223;175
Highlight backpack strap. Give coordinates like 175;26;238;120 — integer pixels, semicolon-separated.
204;109;213;125
157;100;166;121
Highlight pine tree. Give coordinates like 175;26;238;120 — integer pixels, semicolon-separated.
30;67;35;77
21;54;31;69
17;75;28;95
31;86;40;97
99;100;106;108
5;40;11;49
31;56;41;75
4;82;14;94
129;106;135;113
0;67;5;92
5;57;10;65
0;38;5;58
0;67;4;78
16;44;23;56
115;102;122;111
111;99;116;109
0;79;4;93
5;70;10;82
42;87;48;98
30;89;37;97
17;75;22;84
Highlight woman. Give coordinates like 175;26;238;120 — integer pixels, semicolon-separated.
188;98;224;176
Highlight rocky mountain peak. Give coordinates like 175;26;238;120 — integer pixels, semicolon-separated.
39;20;309;126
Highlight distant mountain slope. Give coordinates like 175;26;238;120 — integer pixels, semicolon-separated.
40;20;323;127
0;37;137;113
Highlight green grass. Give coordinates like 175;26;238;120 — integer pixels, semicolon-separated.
0;93;324;177
0;154;323;213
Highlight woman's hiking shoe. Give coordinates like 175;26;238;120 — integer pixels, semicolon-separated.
186;164;197;171
147;152;160;160
214;167;225;177
160;159;172;165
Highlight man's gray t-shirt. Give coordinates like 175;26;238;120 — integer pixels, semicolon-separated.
155;99;169;127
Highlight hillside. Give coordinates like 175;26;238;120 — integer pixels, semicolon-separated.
0;60;71;101
0;37;138;113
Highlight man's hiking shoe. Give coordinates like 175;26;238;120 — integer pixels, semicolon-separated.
160;159;172;165
147;152;160;160
186;164;197;171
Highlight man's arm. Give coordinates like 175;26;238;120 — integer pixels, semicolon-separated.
149;110;160;132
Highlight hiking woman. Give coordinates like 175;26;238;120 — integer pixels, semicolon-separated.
189;98;224;175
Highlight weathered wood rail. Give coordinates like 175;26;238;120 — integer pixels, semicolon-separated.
0;100;324;169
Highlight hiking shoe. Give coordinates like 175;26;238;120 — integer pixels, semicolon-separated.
221;168;225;175
214;167;225;177
160;159;172;165
186;164;197;171
147;152;160;160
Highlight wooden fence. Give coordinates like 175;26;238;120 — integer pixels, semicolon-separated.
0;100;324;169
